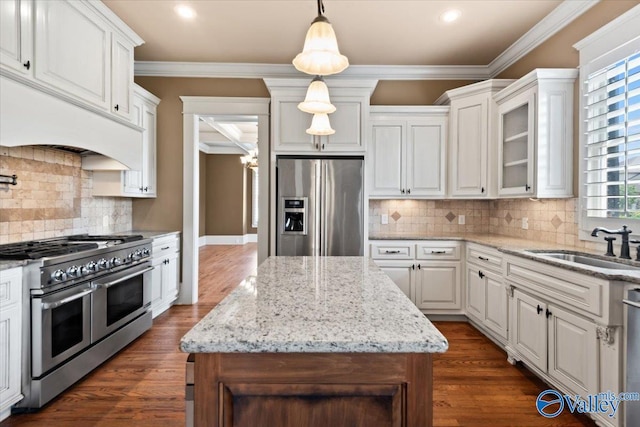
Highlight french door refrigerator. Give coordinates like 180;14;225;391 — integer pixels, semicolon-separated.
276;156;364;256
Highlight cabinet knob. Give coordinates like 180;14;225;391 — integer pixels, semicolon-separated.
144;187;149;192
401;189;405;194
546;308;552;318
114;104;119;111
478;271;485;279
525;184;531;191
537;304;543;315
322;143;325;150
412;264;415;270
407;189;411;194
417;264;421;270
139;187;144;191
315;142;319;149
23;60;31;70
481;187;485;193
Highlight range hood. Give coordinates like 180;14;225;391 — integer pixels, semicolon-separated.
0;76;143;171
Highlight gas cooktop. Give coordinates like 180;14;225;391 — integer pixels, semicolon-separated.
0;234;144;260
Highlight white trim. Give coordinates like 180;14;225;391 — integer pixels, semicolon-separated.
263;78;379;96
135;62;490;80
134;1;597;81
200;235;258;245
198;143;246;155
488;0;599;77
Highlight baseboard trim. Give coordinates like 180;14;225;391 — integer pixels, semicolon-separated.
199;235;258;246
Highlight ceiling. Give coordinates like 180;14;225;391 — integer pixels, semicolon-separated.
103;0;563;66
199;116;258;154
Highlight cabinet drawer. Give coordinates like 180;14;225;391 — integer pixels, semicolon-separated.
416;242;461;260
466;244;503;272
0;267;22;309
152;234;180;258
370;243;413;259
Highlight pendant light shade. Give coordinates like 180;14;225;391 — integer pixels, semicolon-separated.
293;14;349;76
298;76;336;114
306;113;335;135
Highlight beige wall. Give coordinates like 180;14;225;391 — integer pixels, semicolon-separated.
131;77;269;233
199;151;206;237
370;80;474;105
0;146;132;244
203;154;246;236
245;168;258;234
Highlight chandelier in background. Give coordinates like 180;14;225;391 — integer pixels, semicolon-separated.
240;150;258;170
293;0;348;135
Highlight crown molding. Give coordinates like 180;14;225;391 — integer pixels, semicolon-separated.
134;0;597;81
487;0;599;77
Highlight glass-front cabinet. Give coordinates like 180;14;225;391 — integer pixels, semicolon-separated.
498;91;535;196
495;69;577;198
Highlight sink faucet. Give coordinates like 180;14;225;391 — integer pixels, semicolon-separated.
591;225;633;259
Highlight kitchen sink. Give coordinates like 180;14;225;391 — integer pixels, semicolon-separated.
526;251;640;271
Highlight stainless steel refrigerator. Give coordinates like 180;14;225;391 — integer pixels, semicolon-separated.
276;156;364;256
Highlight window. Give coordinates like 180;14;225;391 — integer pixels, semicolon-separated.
575;5;640;238
584;52;640;218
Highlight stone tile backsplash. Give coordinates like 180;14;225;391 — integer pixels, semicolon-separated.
0;146;132;244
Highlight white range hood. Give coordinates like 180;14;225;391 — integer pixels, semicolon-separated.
0;75;143;171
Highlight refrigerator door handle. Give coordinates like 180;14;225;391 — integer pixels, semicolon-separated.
322;162;328;256
315;161;322;257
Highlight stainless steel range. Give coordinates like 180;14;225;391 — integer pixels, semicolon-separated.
0;234;154;411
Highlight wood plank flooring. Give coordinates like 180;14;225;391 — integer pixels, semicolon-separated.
2;244;596;427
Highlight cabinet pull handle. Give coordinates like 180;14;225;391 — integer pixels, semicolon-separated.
315;142;319;149
144;187;149;192
23;60;31;70
525;184;531;191
114;104;119;111
478;271;485;279
322;143;325;150
478;256;489;261
417;264;421;270
161;246;170;250
384;250;400;254
139;186;143;191
546;308;552;318
537;305;543;315
401;189;405;194
431;250;446;254
407;189;411;194
481;187;485;193
412;264;415;270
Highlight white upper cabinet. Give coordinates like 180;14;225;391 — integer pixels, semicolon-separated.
495;69;577;198
436;80;514;198
34;0;111;110
369;107;448;198
265;78;377;154
0;0;32;75
0;0;143;123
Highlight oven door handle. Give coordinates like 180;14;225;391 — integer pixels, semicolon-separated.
42;288;95;310
93;266;155;289
623;299;640;309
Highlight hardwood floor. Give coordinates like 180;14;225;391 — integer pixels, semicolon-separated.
2;244;596;427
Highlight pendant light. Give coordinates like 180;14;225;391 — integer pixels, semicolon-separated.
293;0;349;76
306;113;335;136
298;76;336;114
240;150;258;170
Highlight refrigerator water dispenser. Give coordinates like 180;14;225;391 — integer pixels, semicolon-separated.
282;198;307;235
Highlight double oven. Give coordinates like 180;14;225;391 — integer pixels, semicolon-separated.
1;235;155;410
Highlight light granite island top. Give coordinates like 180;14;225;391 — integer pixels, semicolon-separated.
180;256;448;354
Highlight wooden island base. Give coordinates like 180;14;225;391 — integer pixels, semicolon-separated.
193;352;433;427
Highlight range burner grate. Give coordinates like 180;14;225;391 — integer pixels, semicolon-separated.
0;241;100;260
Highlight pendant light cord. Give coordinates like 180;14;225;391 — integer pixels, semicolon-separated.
317;0;324;16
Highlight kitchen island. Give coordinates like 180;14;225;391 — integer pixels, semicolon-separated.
181;256;447;427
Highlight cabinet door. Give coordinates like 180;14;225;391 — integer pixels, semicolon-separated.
141;102;157;196
548;305;598;396
466;265;485;321
123;97;144;195
415;262;460;310
483;270;508;339
150;257;164;318
162;252;179;303
406;119;446;197
111;32;133;120
511;289;547;372
376;260;414;300
322;100;363;152
369;122;404;197
449;95;488;197
34;0;110;110
0;0;32;75
498;90;535;197
273;99;316;152
0;306;21;410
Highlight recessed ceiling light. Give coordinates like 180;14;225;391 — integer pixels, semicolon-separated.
174;4;196;20
440;9;461;23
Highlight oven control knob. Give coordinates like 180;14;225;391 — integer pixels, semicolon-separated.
78;265;88;276
141;248;151;257
86;261;98;273
51;269;67;282
97;258;110;270
110;257;123;267
66;265;80;278
132;249;143;260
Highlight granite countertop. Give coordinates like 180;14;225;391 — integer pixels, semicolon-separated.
0;260;27;272
369;232;640;284
180;256;449;354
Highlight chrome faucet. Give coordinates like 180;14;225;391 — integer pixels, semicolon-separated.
591;225;633;260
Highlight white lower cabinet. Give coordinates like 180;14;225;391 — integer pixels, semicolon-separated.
371;240;462;314
0;267;22;421
150;234;180;318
